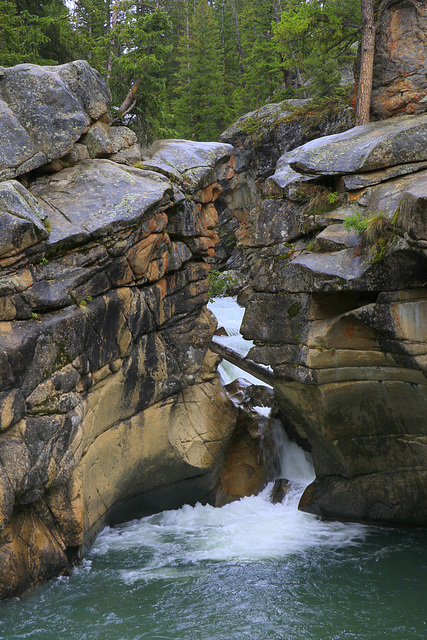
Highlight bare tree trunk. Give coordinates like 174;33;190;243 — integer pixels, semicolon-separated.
111;76;143;124
355;0;375;126
210;340;274;386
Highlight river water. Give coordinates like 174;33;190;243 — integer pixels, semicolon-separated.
1;299;426;639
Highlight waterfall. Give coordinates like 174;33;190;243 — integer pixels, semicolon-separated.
208;297;271;387
262;416;315;486
209;295;315;496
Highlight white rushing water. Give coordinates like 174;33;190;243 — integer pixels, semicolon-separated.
92;468;366;586
91;296;366;579
207;297;272;386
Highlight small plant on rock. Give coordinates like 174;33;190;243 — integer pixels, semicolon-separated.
78;296;93;307
327;191;339;205
343;211;371;234
344;210;395;263
302;186;342;216
363;213;391;245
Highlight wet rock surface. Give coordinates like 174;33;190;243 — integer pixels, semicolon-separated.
0;62;239;599
220;111;427;528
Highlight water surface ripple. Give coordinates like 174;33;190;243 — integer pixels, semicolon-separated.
1;485;425;640
1;297;425;639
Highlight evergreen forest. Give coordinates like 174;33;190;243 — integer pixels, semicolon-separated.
0;0;363;143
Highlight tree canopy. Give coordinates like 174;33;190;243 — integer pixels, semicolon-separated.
0;0;367;142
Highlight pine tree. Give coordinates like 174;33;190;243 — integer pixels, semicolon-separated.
273;0;361;97
73;0;173;144
239;0;283;108
173;0;228;141
0;0;74;66
212;0;244;118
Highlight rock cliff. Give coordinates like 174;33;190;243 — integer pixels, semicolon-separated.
0;61;249;598
221;110;427;527
370;0;427;119
214;98;354;270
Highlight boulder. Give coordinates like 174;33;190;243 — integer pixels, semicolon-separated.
139;138;233;190
288;113;427;175
29;160;173;249
0;61;110;180
341;161;427;191
215;379;278;505
397;175;427;241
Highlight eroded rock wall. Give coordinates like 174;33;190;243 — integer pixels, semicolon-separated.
215;99;354;271
371;0;427;119
221;111;427;527
0;62;242;598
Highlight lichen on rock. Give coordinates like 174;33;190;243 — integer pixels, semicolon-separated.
0;61;243;600
218;107;427;528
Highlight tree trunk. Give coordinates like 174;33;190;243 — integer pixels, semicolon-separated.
210;340;274;387
106;1;118;80
111;75;143;124
355;0;375;126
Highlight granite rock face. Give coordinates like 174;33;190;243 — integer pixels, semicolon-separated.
214;98;354;270
0;61;110;181
371;0;427;119
221;113;427;527
0;62;246;599
287;113;427;175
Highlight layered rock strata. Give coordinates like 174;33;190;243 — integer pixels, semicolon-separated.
215;98;354;270
0;62;245;598
223;112;427;527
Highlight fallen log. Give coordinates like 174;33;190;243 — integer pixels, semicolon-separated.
210;339;274;386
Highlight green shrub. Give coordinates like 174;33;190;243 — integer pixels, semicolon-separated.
343;211;371;234
208;270;239;301
344;210;396;264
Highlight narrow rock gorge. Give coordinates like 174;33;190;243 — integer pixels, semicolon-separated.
2;35;427;600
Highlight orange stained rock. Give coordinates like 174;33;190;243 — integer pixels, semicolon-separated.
127;233;166;279
201;203;219;229
146;251;170;283
199;182;222;203
348;188;367;201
